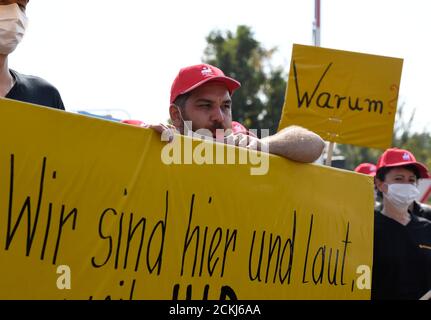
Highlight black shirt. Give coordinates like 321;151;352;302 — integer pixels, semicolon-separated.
6;69;64;110
372;211;431;300
412;201;431;220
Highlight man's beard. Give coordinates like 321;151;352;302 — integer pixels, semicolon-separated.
182;117;228;139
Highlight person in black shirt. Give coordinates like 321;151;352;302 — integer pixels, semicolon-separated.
372;147;431;300
0;0;64;109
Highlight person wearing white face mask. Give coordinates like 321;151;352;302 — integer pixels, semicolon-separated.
371;147;431;300
0;0;64;109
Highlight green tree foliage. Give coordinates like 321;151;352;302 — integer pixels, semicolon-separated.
202;25;431;177
203;25;286;135
395;132;431;170
335;144;381;171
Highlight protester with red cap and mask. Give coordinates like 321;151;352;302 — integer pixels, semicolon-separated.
371;147;431;300
148;63;324;163
374;149;431;219
0;0;64;109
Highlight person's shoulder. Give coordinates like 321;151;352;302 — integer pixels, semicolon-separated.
373;210;386;227
413;201;431;220
415;215;431;224
410;213;431;228
10;70;64;110
419;202;431;212
12;70;61;93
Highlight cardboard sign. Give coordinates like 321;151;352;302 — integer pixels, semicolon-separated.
278;44;403;149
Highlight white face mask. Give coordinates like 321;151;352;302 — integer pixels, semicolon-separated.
384;183;420;208
0;4;28;55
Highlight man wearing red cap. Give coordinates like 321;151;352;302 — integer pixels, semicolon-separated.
371;147;431;300
354;163;377;176
0;0;64;109
151;63;324;163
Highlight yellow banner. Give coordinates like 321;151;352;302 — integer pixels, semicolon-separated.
0;99;373;299
278;44;403;150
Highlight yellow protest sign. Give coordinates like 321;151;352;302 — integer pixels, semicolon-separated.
278;44;403;149
0;99;373;299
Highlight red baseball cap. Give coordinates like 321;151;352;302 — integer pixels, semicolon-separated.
121;119;147;127
376;147;430;179
170;64;241;104
354;163;377;176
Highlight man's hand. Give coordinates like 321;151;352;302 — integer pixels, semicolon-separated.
225;132;269;152
147;123;178;142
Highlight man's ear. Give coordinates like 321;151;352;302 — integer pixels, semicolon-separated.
169;104;182;128
375;178;385;193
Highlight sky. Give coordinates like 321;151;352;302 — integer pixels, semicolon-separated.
9;0;431;132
